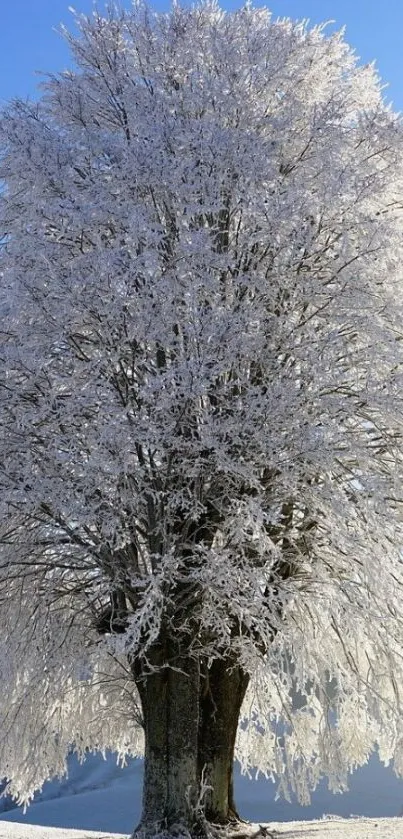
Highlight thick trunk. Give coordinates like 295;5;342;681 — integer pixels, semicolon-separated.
132;644;249;837
133;641;200;835
198;657;250;823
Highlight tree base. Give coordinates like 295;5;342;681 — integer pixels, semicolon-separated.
131;818;278;839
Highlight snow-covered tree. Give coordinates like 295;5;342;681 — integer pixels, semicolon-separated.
1;2;403;836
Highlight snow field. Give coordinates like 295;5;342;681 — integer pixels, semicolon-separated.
0;819;403;839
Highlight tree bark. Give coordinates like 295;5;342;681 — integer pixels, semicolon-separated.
132;642;249;837
133;640;201;836
198;657;250;823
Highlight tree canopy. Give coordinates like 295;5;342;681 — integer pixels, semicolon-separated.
1;1;403;829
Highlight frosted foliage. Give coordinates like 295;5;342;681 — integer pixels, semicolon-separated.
1;0;403;808
0;572;143;806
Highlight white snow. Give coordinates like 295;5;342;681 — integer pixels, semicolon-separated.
0;754;402;838
0;828;121;839
0;818;403;839
1;753;403;832
0;828;122;839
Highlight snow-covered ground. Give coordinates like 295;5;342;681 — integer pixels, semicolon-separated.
0;818;403;839
0;753;402;837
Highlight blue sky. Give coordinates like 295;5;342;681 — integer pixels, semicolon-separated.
1;1;403;109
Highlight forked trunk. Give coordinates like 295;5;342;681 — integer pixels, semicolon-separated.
132;644;249;838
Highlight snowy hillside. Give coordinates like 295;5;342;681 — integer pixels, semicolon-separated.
1;753;402;835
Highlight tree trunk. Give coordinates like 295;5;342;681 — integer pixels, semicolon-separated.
132;640;249;838
198;657;250;823
133;640;201;837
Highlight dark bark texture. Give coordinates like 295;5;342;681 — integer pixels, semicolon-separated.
199;656;249;823
132;640;249;838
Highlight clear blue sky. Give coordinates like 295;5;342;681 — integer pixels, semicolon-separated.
1;1;403;110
